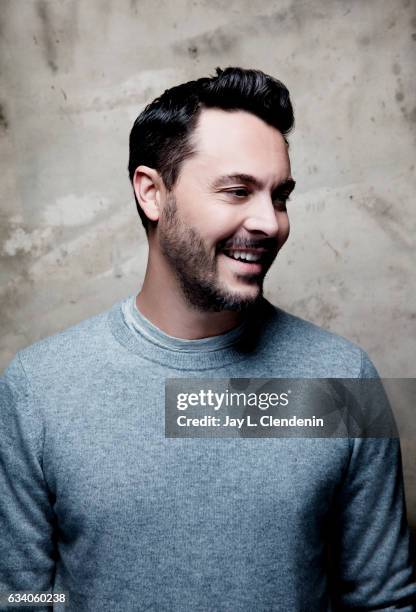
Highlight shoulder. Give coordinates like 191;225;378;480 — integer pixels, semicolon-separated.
256;299;378;378
3;300;124;387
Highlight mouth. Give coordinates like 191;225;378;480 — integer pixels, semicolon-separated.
219;248;275;275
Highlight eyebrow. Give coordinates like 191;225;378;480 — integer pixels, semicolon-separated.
210;173;296;194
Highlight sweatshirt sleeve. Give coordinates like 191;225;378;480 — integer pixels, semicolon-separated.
0;354;57;607
328;351;416;610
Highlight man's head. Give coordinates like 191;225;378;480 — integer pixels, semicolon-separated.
128;67;295;312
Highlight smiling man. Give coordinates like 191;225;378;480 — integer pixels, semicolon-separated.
132;105;294;326
1;67;415;611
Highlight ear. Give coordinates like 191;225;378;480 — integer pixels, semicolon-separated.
133;165;163;223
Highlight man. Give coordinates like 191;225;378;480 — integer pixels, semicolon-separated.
1;67;415;611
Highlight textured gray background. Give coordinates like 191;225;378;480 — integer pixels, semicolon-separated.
0;1;415;527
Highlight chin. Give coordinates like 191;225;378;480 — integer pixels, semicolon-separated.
226;276;263;296
182;273;264;313
215;286;263;312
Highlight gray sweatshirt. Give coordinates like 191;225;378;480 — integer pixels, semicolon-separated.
1;296;415;611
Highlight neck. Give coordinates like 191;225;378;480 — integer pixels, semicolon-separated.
136;252;245;340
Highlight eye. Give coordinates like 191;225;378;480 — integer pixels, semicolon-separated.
272;193;292;207
272;196;291;213
226;188;250;198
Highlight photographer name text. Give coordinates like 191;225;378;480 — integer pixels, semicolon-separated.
176;414;324;429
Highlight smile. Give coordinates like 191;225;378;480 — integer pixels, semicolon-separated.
219;250;271;275
224;250;262;262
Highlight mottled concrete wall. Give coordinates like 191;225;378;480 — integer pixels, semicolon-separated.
1;1;415;515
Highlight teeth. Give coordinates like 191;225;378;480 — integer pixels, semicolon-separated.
227;250;262;262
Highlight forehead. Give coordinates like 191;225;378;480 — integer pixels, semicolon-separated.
187;108;291;182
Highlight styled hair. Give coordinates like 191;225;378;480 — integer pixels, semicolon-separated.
128;67;294;231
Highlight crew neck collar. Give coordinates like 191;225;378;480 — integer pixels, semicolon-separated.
121;295;249;353
108;295;275;370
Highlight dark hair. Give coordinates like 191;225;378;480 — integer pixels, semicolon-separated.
128;67;294;232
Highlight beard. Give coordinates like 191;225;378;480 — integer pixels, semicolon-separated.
158;194;266;313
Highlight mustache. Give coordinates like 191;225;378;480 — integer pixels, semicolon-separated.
217;237;278;251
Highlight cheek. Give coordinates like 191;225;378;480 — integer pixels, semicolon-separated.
206;209;243;244
180;198;242;245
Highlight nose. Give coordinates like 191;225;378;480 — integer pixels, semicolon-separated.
242;195;280;237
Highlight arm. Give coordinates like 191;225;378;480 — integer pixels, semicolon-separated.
328;352;416;610
329;436;416;610
0;354;57;609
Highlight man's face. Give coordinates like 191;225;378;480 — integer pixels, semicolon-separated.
156;108;295;312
